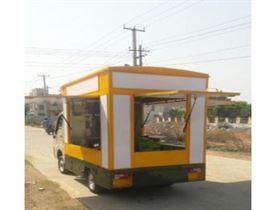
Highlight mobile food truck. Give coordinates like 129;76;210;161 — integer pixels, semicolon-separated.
53;66;239;193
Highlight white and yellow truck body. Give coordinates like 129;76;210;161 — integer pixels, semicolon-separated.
53;66;239;193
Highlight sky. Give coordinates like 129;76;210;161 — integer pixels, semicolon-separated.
25;0;251;102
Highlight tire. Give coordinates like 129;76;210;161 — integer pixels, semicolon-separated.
87;171;105;194
58;156;69;174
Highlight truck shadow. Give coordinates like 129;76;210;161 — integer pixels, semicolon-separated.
76;180;251;210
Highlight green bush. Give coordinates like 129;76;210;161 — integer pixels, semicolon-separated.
208;102;251;118
137;138;162;151
25;115;45;126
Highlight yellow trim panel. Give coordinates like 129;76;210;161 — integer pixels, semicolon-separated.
64;144;101;166
133;150;188;168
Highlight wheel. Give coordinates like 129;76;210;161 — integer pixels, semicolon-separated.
87;171;105;194
58;156;69;174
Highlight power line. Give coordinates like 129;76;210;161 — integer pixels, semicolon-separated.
144;15;250;46
149;22;250;48
25;79;41;83
25;47;128;57
25;1;201;71
163;55;250;66
150;25;250;52
145;0;205;28
135;0;191;26
25;61;107;66
83;0;169;52
101;53;129;67
144;56;148;66
127;0;171;25
27;55;250;91
25;3;250;85
99;0;197;51
43;0;200;69
25;27;250;83
151;44;250;64
43;1;172;71
25;57;126;84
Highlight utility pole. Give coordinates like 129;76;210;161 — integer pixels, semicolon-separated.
38;74;49;96
137;45;149;66
123;25;145;66
38;74;50;116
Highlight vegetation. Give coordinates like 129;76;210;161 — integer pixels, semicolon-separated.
25;104;30;116
136;138;162;151
208;102;251;118
25;115;45;126
168;108;185;120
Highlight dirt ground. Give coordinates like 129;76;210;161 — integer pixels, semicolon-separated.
25;160;88;210
207;128;251;152
206;150;251;161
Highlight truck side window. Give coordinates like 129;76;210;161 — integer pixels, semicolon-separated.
134;94;187;152
69;97;101;150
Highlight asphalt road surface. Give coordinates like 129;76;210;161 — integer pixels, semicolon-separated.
25;126;251;210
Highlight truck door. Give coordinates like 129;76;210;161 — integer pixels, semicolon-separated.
53;114;64;158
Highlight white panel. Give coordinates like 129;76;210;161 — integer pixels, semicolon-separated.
190;96;205;163
112;72;205;91
113;95;131;169
66;76;98;95
62;98;68;143
100;95;109;168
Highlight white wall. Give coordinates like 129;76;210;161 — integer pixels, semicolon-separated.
112;72;206;91
189;96;205;163
113;95;131;169
66;76;98;95
100;95;109;168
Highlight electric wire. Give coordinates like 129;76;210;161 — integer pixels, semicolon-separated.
149;22;250;48
150;25;250;52
144;15;250;46
151;44;250;64
162;55;250;66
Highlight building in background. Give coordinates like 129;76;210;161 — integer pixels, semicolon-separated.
29;88;48;97
25;88;62;118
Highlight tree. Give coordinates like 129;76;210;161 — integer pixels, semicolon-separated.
208;102;251;118
168;108;185;120
25;104;30;116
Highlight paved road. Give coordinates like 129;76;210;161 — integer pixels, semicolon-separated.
25;126;251;210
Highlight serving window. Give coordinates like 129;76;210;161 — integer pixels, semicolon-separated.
68;97;101;150
134;94;188;152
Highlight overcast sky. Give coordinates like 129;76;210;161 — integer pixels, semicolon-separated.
25;0;251;102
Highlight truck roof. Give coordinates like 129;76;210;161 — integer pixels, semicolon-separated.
61;66;209;89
